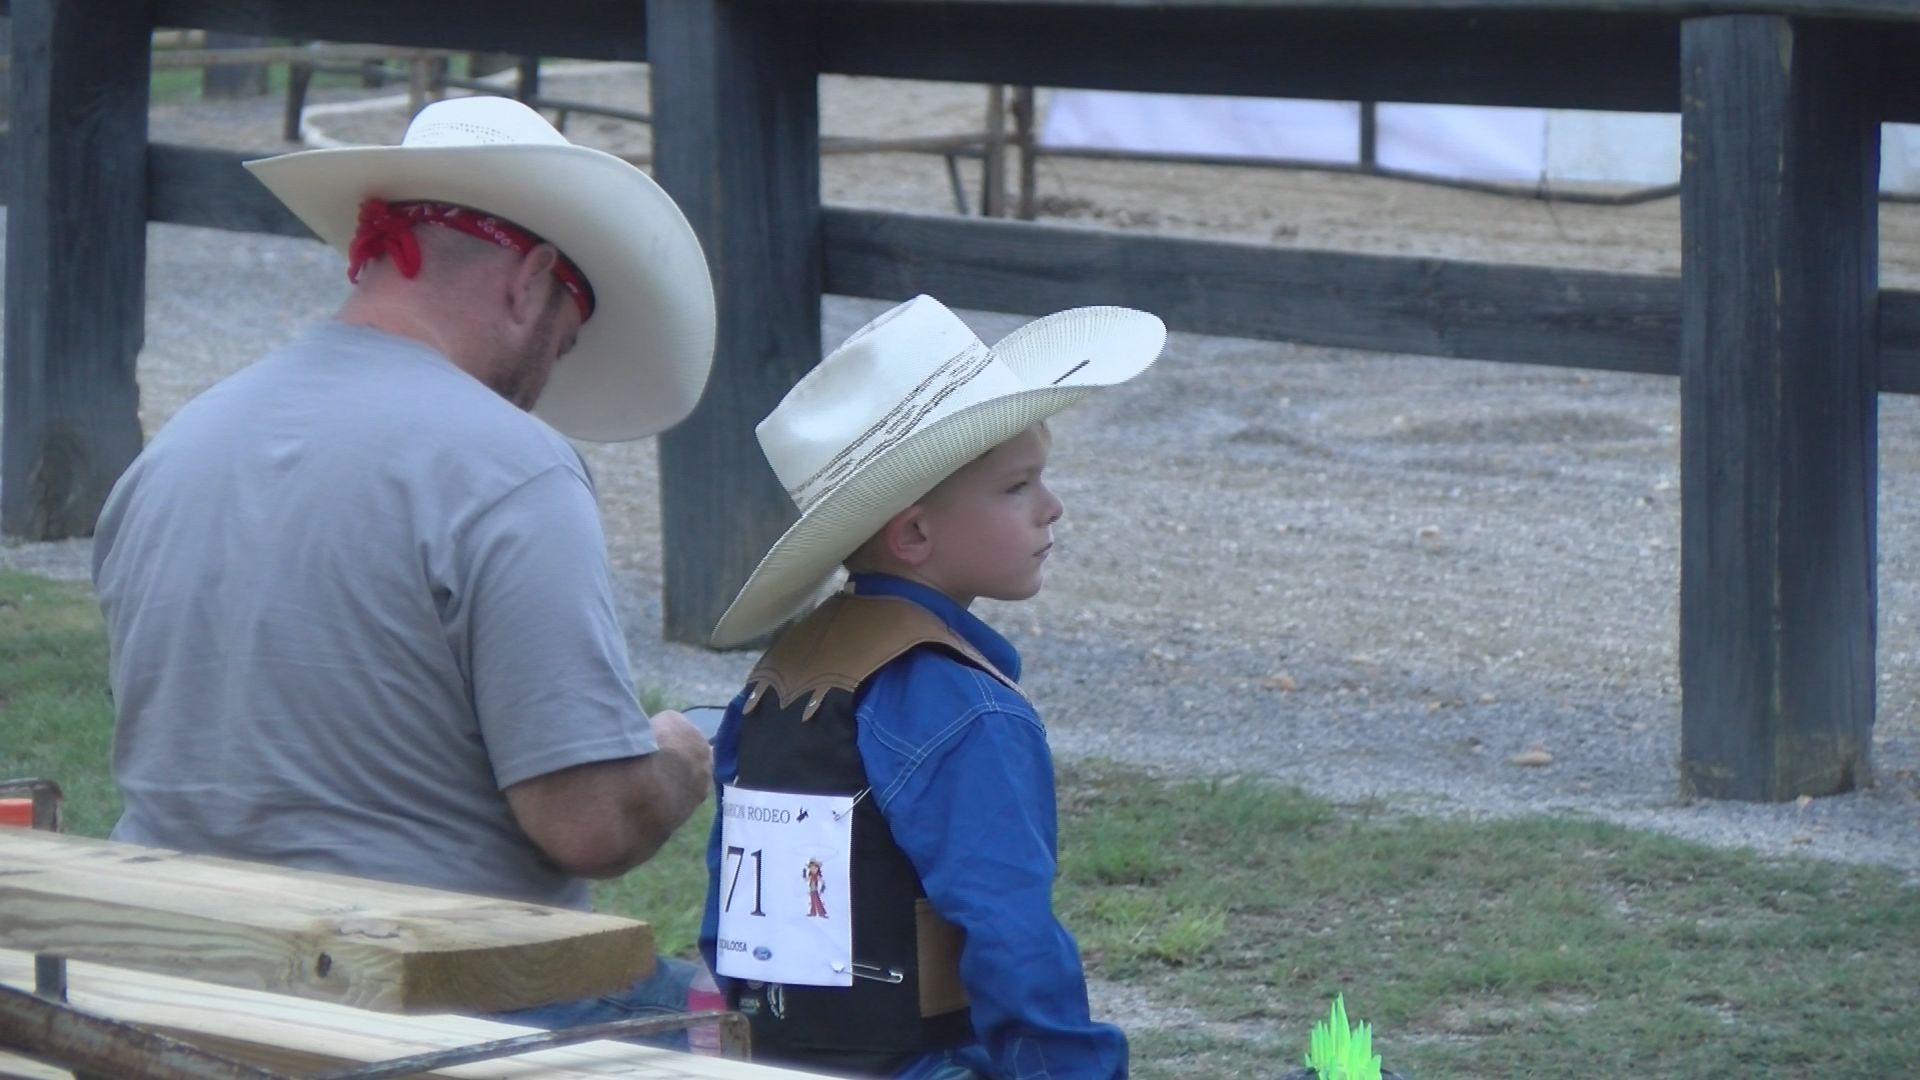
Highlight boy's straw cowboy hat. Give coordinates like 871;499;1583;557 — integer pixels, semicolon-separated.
245;96;715;442
711;295;1166;648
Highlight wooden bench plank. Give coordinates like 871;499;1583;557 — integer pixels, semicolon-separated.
0;1048;71;1080
0;952;804;1079
0;831;655;1014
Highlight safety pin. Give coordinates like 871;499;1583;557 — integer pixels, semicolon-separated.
831;788;872;822
850;962;904;984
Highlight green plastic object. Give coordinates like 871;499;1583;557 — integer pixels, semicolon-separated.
1304;993;1383;1080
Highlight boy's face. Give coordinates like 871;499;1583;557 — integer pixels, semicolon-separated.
915;424;1064;607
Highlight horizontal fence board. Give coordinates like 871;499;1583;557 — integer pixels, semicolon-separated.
147;143;315;239
4;2;1912;118
0;138;310;236
813;0;1920;17
149;0;647;61
1883;290;1920;394
817;4;1683;113
5;141;1914;392
825;207;1681;374
824;207;1920;389
818;5;1920;122
14;0;1920;20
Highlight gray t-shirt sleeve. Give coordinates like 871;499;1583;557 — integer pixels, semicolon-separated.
459;464;658;790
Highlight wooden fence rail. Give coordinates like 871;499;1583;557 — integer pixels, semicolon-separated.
15;135;1902;394
0;42;460;70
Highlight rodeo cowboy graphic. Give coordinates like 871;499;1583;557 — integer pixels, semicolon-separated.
803;857;829;918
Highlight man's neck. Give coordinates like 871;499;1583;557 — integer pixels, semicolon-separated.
336;293;466;372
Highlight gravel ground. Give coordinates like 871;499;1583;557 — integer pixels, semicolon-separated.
4;69;1918;893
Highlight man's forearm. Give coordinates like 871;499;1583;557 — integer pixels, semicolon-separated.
620;740;709;860
504;728;712;877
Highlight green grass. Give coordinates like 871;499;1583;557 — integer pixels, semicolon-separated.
0;571;121;837
5;569;1918;1078
148;52;473;106
150;64;385;106
1054;766;1920;1078
592;801;714;956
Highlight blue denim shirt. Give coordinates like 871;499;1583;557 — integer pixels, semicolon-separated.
700;574;1127;1079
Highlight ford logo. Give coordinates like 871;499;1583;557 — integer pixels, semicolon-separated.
753;946;773;961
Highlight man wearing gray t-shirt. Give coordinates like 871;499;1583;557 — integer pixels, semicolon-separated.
92;97;719;1036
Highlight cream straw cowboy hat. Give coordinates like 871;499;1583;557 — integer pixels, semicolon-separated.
711;295;1166;647
245;96;716;442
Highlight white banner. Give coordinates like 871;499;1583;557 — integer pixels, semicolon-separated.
1039;90;1920;195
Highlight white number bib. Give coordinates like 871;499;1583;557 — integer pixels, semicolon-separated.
714;784;855;987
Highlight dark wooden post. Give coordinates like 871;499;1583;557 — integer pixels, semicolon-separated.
516;57;541;103
983;84;1007;217
1359;101;1378;169
1013;85;1037;221
2;0;152;539
1678;16;1879;800
283;59;314;143
200;30;270;99
647;0;822;646
0;19;11;125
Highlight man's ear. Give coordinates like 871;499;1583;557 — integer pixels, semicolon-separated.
505;244;561;326
879;504;935;568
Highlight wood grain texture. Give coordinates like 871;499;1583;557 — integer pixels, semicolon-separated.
145;142;315;238
824;206;1920;390
31;1;1898;119
121;0;1920;27
0;952;813;1079
812;0;1920;17
0;137;314;239
1678;15;1879;801
817;3;1684;112
811;3;1920;121
826;207;1684;375
0;831;656;1015
647;0;824;647
0;1047;71;1080
150;0;647;61
1;0;151;539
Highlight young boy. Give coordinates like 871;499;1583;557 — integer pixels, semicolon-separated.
699;295;1164;1078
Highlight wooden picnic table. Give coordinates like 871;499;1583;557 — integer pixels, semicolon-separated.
3;0;1915;800
0;828;657;1014
0;829;811;1076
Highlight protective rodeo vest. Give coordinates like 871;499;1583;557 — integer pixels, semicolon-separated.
728;593;1020;1074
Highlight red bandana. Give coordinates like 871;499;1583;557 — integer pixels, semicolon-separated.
346;199;596;322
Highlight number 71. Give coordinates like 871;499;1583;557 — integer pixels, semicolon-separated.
723;845;766;916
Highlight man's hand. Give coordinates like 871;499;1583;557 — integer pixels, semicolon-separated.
648;708;716;798
504;710;715;878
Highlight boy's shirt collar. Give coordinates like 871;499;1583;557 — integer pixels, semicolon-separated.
847;573;1023;683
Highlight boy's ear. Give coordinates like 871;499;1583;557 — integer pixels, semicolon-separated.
879;504;935;568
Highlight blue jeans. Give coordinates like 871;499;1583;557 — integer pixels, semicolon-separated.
485;955;698;1053
896;1047;992;1080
